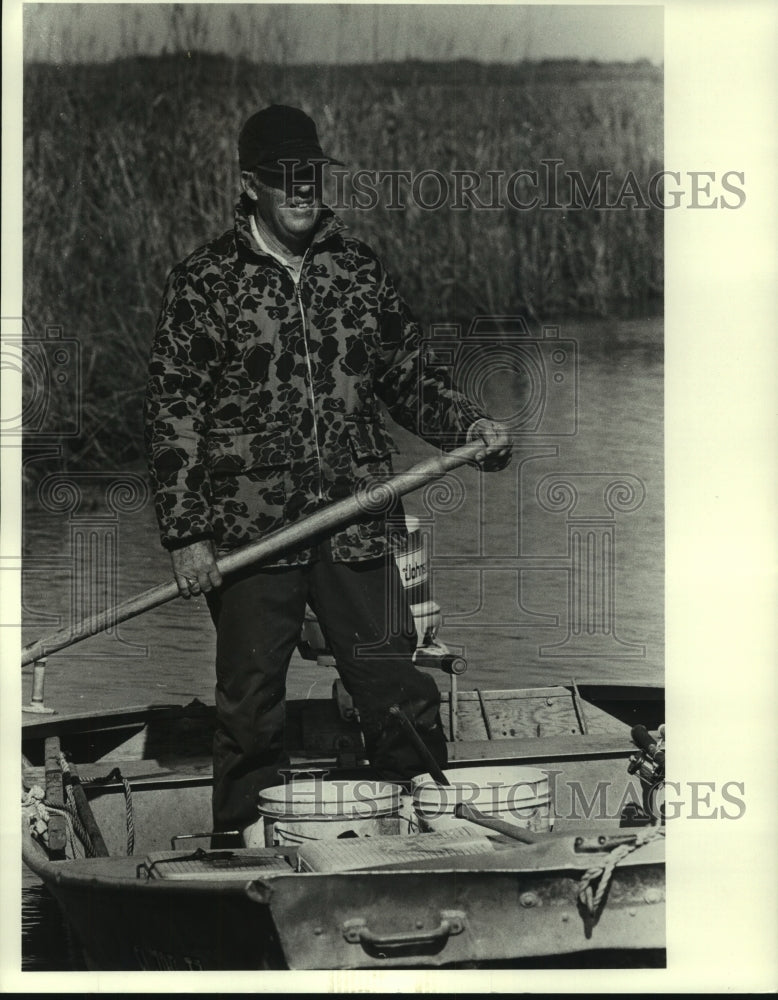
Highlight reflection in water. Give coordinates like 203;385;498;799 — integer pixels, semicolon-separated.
22;873;82;971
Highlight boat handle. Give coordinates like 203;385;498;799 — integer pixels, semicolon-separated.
342;910;465;955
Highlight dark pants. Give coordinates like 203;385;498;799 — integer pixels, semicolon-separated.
205;537;447;832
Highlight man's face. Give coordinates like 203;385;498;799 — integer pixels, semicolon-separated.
243;167;323;249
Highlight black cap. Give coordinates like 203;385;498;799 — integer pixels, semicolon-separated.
238;105;344;174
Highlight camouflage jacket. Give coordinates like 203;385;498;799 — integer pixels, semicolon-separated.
144;197;486;565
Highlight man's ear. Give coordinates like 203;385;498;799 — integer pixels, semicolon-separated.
241;171;259;201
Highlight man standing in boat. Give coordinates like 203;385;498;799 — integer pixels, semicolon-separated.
145;105;511;843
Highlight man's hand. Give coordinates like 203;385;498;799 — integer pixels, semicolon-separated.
466;418;513;472
170;539;223;598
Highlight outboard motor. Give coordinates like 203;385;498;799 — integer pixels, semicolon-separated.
299;514;465;675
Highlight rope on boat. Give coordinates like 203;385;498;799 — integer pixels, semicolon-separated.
25;760;136;858
121;777;135;856
57;754;98;858
79;765;136;857
22;786;49;840
576;826;665;916
23;785;83;858
46;801;83;859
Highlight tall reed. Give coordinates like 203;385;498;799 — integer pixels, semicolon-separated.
23;56;662;469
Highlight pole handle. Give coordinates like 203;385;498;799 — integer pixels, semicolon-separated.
21;442;484;667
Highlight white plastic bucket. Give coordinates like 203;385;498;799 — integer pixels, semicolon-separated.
397;792;422;834
411;765;552;835
257;779;403;847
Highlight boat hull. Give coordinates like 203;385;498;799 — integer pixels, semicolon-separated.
25;837;664;970
23;684;665;970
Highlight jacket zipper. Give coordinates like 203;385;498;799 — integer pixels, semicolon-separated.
294;255;324;501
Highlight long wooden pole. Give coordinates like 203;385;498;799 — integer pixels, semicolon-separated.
21;443;483;667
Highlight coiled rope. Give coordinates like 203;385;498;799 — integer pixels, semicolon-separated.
121;776;135;856
576;826;665;916
67;758;136;857
22;785;81;858
57;754;98;857
23;759;136;859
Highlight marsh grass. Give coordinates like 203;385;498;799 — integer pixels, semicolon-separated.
23;55;662;468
